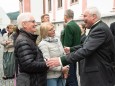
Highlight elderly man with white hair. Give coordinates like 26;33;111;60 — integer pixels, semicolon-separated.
46;7;115;86
15;13;48;86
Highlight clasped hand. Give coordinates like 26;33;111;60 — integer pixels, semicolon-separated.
45;47;70;68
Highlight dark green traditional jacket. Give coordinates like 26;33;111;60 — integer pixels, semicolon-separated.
61;20;81;47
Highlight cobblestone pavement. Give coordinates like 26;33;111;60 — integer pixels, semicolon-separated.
0;45;14;86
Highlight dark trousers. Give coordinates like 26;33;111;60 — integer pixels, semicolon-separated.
66;63;78;86
16;73;30;86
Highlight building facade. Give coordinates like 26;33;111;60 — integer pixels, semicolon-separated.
19;0;115;36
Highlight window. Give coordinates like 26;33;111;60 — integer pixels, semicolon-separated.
71;0;78;3
58;0;62;8
48;0;51;11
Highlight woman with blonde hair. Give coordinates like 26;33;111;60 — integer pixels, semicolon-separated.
38;22;69;86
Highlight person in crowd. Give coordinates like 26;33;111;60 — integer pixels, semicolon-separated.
0;28;7;36
0;24;15;80
79;23;87;44
61;9;81;86
41;14;50;23
15;12;48;86
36;14;50;45
12;25;20;43
38;22;69;86
46;7;115;86
0;28;1;36
12;25;20;77
110;22;115;85
60;23;66;45
110;22;115;40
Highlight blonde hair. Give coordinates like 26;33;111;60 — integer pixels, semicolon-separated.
39;22;54;42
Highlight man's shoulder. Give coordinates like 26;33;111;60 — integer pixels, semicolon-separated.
38;40;47;46
66;21;80;32
15;34;29;45
68;20;79;26
110;22;115;26
16;34;26;40
111;22;115;24
68;20;76;25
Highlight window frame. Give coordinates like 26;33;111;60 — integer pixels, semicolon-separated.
48;0;51;11
58;0;62;8
71;0;78;4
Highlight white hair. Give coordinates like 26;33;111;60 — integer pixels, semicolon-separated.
17;12;33;29
85;7;101;19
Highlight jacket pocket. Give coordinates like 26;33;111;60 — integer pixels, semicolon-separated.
85;66;99;73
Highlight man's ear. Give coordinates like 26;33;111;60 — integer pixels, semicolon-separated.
93;14;97;19
22;22;26;28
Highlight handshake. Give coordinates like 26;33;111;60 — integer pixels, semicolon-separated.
45;47;70;68
61;65;69;79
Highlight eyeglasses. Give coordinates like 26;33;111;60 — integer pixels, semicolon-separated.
28;20;36;23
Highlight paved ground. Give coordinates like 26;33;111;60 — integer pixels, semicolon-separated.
0;45;15;86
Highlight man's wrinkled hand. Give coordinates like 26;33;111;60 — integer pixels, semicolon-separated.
46;58;60;68
64;47;70;54
62;66;69;79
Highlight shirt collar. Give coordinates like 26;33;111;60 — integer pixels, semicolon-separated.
67;19;73;24
90;20;101;29
43;37;58;42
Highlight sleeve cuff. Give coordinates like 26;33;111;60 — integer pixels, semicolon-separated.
70;47;74;52
60;56;69;66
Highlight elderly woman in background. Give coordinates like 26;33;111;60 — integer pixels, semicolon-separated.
1;24;15;80
79;23;87;44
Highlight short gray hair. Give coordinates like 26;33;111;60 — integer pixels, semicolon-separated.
85;7;101;19
64;9;74;19
17;12;33;29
